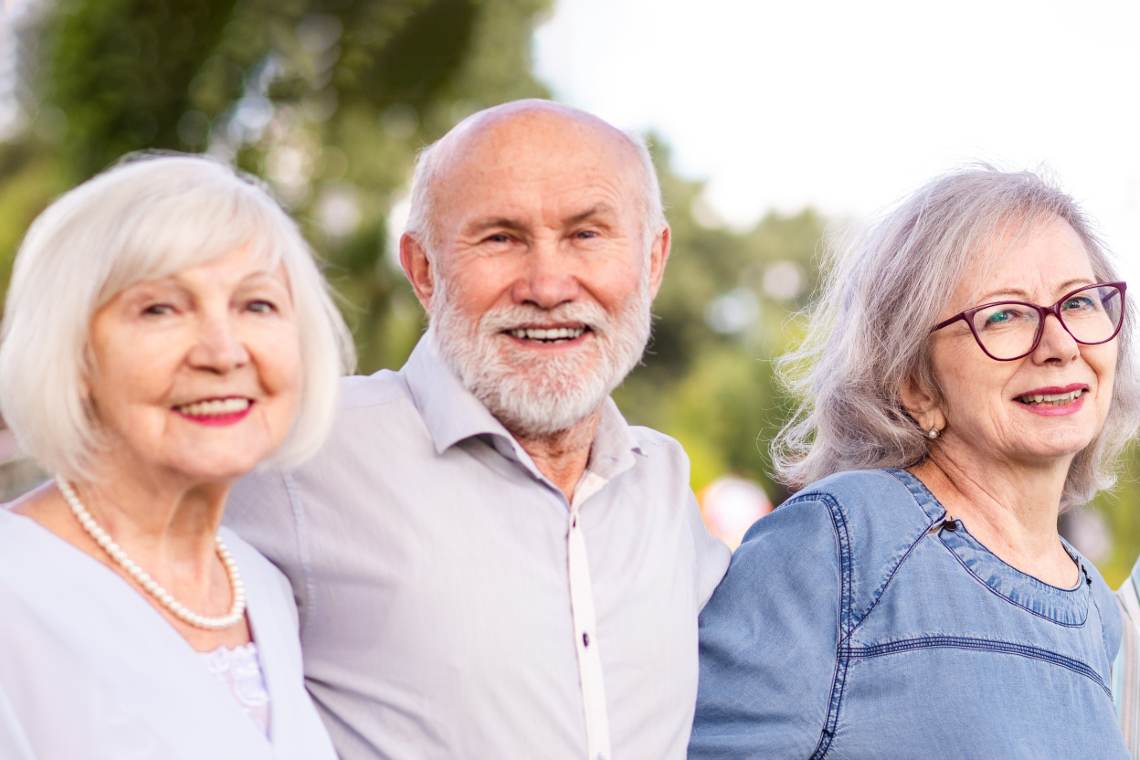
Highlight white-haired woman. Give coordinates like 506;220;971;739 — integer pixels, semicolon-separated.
0;155;354;758
689;168;1136;758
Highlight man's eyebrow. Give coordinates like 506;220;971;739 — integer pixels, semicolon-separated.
564;203;617;226
462;217;527;236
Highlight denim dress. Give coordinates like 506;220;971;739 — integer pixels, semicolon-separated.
689;468;1126;759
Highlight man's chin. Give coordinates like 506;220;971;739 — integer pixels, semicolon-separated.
476;372;611;439
490;397;605;438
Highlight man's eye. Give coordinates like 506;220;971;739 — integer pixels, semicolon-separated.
142;303;175;316
483;233;512;244
575;229;600;240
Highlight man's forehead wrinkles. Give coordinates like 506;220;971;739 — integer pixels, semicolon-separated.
432;112;637;187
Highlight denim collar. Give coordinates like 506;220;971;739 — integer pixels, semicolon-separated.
888;468;1091;627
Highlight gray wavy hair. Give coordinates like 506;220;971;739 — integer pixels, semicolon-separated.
772;167;1140;508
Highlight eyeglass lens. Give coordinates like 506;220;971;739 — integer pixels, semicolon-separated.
971;284;1123;360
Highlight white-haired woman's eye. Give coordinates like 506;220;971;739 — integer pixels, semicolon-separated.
246;300;278;314
141;303;176;317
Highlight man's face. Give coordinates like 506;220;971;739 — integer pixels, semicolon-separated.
423;111;668;437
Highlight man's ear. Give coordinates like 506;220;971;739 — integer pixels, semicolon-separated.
899;373;946;433
647;224;671;299
399;233;435;311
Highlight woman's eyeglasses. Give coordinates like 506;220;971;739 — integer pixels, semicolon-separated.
930;281;1127;361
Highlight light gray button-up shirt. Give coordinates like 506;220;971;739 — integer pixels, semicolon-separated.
225;335;731;759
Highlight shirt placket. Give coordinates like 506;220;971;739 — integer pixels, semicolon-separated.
567;471;611;760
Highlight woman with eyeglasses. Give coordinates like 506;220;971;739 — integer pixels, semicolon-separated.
689;168;1135;758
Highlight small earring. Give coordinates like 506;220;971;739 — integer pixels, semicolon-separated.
926;427;941;440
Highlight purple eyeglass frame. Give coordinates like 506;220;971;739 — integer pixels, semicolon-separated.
929;280;1127;361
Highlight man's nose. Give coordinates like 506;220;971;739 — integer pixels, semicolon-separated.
188;313;250;372
511;241;580;309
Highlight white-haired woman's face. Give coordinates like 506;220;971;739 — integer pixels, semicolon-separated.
925;216;1118;472
84;245;303;485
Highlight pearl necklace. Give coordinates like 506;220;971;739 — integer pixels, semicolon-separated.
56;478;246;630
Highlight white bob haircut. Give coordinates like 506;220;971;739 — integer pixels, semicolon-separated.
773;166;1140;509
403;99;667;259
0;153;356;481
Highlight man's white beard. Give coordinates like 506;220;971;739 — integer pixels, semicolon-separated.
430;275;652;437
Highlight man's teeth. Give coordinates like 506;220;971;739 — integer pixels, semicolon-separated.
509;327;586;342
1017;389;1084;405
175;398;251;416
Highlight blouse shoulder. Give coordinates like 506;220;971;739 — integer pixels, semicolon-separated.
776;468;946;620
1078;548;1122;660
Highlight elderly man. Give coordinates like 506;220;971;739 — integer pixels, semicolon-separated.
226;99;730;759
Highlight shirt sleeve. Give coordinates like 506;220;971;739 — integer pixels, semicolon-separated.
687;490;731;609
688;496;842;759
224;470;310;633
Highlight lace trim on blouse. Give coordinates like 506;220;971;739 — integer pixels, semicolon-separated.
200;641;271;737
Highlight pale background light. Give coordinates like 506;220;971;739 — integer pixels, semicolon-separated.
534;0;1140;276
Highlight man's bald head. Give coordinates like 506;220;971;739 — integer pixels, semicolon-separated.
404;99;665;257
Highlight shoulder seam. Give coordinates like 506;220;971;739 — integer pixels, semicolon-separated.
788;492;850;760
848;526;934;637
1088;579;1113;668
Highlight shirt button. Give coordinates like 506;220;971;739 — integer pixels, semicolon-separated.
942;518;958;532
582;631;590;647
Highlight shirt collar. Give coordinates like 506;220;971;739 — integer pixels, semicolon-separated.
588;393;645;480
401;331;645;473
402;330;514;455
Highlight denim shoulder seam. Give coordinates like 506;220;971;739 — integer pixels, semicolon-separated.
282;471;317;640
1087;580;1114;666
847;523;936;638
841;635;1111;698
784;493;851;760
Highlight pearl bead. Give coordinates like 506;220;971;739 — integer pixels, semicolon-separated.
56;478;246;631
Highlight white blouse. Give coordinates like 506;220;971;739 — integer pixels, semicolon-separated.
201;642;271;737
0;510;337;760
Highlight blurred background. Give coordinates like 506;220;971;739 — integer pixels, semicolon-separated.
0;0;1136;582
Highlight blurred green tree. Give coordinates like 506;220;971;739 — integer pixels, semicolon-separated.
1;0;552;370
614;137;825;503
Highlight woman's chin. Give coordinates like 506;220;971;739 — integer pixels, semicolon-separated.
150;454;267;487
1011;437;1096;467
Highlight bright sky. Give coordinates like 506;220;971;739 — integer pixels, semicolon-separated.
534;0;1140;273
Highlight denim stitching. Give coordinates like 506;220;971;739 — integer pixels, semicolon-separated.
1086;578;1114;665
830;470;941;636
884;468;946;524
847;525;938;637
937;534;1086;628
890;469;1088;627
793;493;852;760
841;635;1110;697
